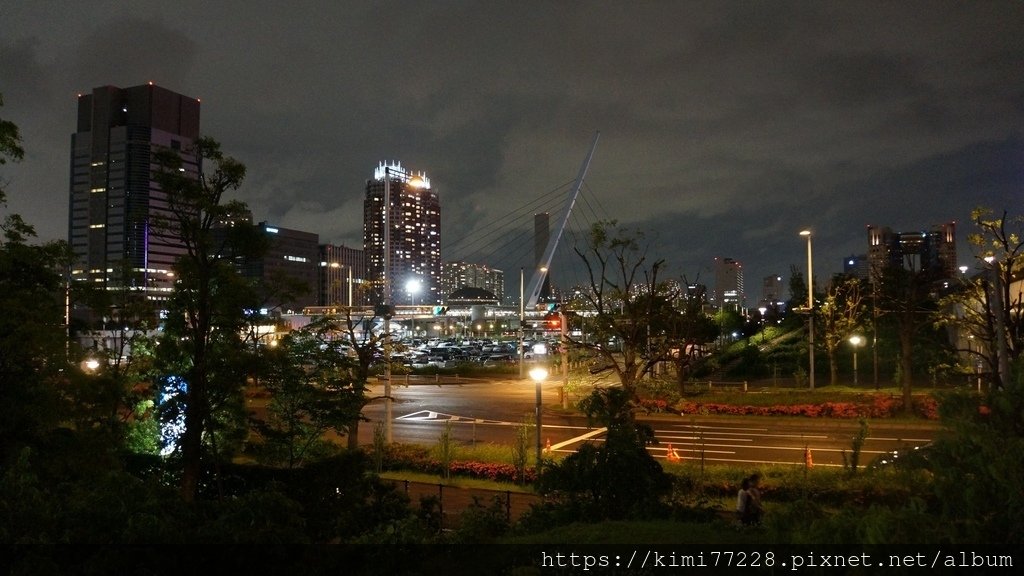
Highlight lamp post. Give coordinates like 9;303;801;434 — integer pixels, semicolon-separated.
405;278;421;338
519;267;525;379
799;230;815;390
529;366;548;466
758;306;767;343
849;335;863;386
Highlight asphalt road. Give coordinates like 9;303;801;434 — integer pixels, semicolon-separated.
355;378;940;467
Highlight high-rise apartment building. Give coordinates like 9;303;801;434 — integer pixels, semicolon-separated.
442;261;504;303
363;161;441;304
319;244;367;307
68;84;200;299
867;223;956;282
713;257;744;311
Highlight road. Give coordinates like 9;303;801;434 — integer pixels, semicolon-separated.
354;378;940;467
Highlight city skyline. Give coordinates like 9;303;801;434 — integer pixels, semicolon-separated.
2;2;1021;292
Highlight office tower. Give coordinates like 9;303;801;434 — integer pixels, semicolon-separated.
534;212;552;300
843;254;870;279
319;244;367;307
714;257;744;311
442;260;505;303
248;222;320;312
363;161;441;304
68;83;199;300
761;274;785;307
867;222;956;282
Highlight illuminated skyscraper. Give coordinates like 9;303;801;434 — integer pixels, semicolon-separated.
867;222;956;282
713;257;745;311
363;161;441;304
442;261;504;303
68;83;200;300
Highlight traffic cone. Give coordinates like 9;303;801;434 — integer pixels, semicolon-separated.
666;444;682;462
804;446;814;469
544;438;552;453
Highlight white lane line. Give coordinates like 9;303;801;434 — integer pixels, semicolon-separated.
658;455;844;467
549;427;607;451
670;425;770;432
866;437;933;442
654;429;829;440
656;434;754;443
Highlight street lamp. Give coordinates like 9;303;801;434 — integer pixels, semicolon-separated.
848;335;863;386
405;278;421;338
800;230;815;390
758;306;767;343
529;366;548;466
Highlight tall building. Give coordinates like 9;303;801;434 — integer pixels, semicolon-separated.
760;274;785;308
319;244;367;307
843;254;870;279
363;161;441;304
534;212;552;300
867;223;956;282
245;222;320;312
713;257;744;311
442;261;504;303
68;83;200;299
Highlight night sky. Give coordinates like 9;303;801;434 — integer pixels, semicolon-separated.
2;1;1021;298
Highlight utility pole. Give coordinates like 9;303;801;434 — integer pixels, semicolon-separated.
519;267;525;379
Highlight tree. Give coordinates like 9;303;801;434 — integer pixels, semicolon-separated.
0;93;24;199
332;300;386;450
665;282;719;394
150;137;264;501
569;221;678;398
874;261;941;411
0;100;75;463
252;318;365;468
816;275;866;386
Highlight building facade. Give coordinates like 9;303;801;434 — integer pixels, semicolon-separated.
843;254;870;279
68;84;200;300
760;274;785;308
363;161;442;304
867;223;956;281
442;261;505;303
248;222;320;313
319;244;367;307
713;257;745;311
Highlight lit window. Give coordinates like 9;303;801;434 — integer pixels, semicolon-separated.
89;224;105;229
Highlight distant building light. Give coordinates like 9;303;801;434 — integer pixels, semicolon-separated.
266;227;279;234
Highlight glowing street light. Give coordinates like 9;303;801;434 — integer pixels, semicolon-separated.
799;229;815;390
849;335;863;386
529;366;548;466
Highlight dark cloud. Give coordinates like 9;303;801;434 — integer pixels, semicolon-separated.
1;0;1022;301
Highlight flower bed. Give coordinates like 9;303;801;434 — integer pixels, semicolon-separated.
671;395;939;420
379;444;537;483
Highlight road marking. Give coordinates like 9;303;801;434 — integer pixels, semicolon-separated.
866;436;933;442
548;427;607;451
654;428;829;440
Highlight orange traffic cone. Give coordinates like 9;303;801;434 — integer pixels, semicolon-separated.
666;444;682;462
544;438;552;453
804;446;814;469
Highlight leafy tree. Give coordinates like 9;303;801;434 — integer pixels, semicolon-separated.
150;137;265;501
569;220;679;397
874;261;942;410
666;282;719;394
0;93;24;199
816;275;866;386
252;317;366;468
0;101;74;463
939;207;1024;389
539;387;671;520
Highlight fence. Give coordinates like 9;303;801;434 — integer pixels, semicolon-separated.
383;479;542;529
